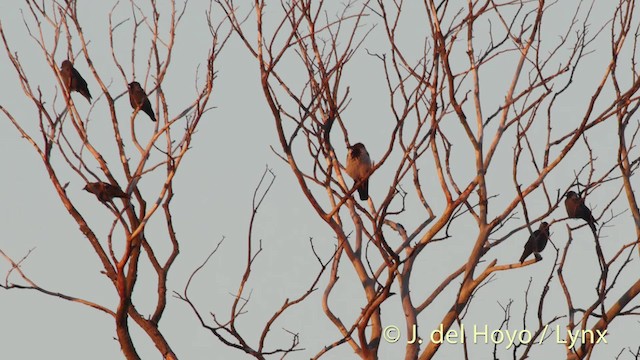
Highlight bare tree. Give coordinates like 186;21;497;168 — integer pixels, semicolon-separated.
0;1;226;359
188;0;640;359
3;0;640;359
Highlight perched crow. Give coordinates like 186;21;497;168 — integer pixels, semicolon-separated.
84;182;128;202
345;143;372;201
519;222;550;263
60;60;92;103
565;190;597;233
128;81;156;121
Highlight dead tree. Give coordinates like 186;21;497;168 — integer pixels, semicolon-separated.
206;1;640;359
0;1;226;359
3;0;640;359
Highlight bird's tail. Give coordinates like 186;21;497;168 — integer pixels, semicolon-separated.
588;219;597;236
81;90;92;103
519;252;527;263
358;180;369;201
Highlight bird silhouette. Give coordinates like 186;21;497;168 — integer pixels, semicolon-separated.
128;81;156;121
565;190;597;233
519;222;550;263
84;182;128;203
60;60;92;103
345;143;372;201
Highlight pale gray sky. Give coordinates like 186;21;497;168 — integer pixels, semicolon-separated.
1;1;639;359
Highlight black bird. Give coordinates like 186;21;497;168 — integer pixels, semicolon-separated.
345;143;372;201
519;222;550;263
84;182;128;203
60;60;92;103
128;81;156;121
565;191;597;233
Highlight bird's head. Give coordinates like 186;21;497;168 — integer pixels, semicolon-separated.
348;142;366;155
565;190;578;199
61;60;72;70
128;81;140;91
540;221;550;229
